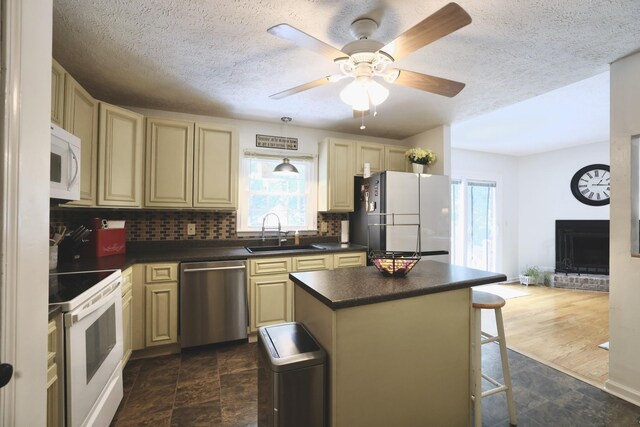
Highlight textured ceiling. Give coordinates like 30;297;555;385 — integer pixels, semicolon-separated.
53;0;640;140
452;72;610;156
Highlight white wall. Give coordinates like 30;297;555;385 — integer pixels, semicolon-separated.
402;125;451;175
451;149;520;279
517;141;610;272
1;0;52;424
608;51;640;405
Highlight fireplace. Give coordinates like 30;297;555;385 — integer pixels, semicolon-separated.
555;220;609;275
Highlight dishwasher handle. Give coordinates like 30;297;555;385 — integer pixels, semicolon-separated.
182;265;246;273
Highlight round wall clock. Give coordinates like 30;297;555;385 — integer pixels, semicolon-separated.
570;164;610;206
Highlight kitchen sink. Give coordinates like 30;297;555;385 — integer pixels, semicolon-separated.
245;244;326;253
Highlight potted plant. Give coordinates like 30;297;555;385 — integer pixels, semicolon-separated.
519;266;540;286
404;148;437;173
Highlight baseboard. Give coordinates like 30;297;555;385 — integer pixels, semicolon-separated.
605;379;640;406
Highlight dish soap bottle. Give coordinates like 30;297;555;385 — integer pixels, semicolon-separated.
294;230;300;245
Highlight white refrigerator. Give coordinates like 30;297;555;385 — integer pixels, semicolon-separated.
349;171;451;263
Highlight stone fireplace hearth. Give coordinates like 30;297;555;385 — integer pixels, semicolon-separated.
551;273;609;292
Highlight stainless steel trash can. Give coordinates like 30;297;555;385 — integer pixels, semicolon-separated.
258;322;326;427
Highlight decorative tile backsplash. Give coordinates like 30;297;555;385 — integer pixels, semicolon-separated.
50;209;347;241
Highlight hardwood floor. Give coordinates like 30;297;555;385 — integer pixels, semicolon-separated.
498;283;609;388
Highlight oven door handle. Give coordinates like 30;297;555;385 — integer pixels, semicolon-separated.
67;143;79;190
65;281;121;326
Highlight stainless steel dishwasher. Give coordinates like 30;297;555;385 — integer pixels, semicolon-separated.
180;260;248;348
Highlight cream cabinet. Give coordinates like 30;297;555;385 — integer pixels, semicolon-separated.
51;59;66;127
385;145;411;172
293;254;333;272
249;257;292;332
121;267;133;366
98;103;144;207
145;117;194;208
193;123;238;209
143;263;179;347
47;315;64;427
64;74;99;206
355;141;385;176
145;118;238;210
333;252;367;269
131;263;179;350
249;252;364;333
318;138;355;212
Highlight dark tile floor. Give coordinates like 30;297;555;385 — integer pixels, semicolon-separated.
112;340;640;427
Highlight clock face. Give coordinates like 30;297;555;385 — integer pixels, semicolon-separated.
570;164;610;206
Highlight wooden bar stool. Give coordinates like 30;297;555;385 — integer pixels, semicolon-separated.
471;290;517;427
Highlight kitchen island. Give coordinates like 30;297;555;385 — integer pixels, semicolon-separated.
290;260;507;427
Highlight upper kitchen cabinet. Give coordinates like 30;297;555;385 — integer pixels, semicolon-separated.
51;59;66;126
98;103;144;207
64;74;99;206
385;145;411;172
145;118;238;210
145;117;194;208
193;123;238;210
318;138;355;212
355;141;385;176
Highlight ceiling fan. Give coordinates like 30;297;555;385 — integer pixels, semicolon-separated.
267;2;471;119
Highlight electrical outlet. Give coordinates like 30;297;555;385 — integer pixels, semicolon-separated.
320;222;328;233
187;223;196;235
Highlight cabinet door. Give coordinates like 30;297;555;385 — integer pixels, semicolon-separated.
251;274;292;331
145;117;194;207
385;146;411;172
318;138;354;212
51;59;66;126
122;290;133;366
333;252;367;269
193;124;238;209
98;103;144;206
145;283;178;347
355;141;385;176
292;254;333;272
64;74;99;206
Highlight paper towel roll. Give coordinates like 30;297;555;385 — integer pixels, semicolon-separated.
363;162;371;178
341;220;349;244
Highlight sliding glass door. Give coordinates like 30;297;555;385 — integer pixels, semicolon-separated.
451;179;497;271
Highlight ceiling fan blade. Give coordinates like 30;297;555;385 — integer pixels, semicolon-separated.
392;69;465;97
380;3;471;61
269;77;332;100
353;109;371;118
268;24;347;61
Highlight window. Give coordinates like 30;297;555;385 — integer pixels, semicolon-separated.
451;178;497;271
238;154;317;233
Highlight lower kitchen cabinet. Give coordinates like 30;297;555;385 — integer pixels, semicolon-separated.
47;314;64;427
334;252;366;269
131;263;179;351
121;267;133;366
248;252;364;333
251;274;292;330
145;282;179;347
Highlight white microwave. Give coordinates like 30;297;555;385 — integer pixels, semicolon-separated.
50;123;81;201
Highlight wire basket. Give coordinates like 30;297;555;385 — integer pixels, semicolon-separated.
369;251;420;277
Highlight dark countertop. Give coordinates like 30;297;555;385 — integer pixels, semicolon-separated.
54;241;367;274
290;260;507;310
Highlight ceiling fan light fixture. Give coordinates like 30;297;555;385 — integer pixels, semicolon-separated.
273;157;299;176
339;78;388;111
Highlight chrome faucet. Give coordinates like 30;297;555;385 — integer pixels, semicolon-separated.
261;213;283;246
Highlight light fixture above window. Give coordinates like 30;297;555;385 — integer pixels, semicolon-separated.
273;157;299;175
273;117;299;175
